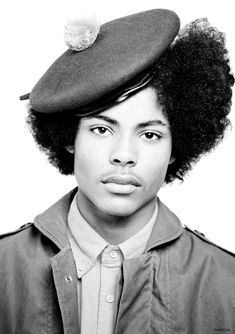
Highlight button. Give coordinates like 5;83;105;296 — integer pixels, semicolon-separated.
106;294;114;303
110;251;117;258
65;276;73;283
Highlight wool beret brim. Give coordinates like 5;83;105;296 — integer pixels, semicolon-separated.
22;9;180;114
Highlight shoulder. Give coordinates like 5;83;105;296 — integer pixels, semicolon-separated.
0;222;34;247
179;225;235;278
0;221;53;269
0;222;33;239
0;223;37;263
171;225;235;309
171;222;235;279
183;224;235;258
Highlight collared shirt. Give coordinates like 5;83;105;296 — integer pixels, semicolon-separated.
68;194;158;334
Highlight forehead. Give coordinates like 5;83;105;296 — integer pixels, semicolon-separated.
84;87;168;125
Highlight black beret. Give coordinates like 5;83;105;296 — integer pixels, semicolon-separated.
21;9;180;114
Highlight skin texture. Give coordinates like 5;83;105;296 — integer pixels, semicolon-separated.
66;87;174;244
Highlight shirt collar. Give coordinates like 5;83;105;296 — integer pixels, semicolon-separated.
68;194;108;262
67;193;158;278
68;193;158;260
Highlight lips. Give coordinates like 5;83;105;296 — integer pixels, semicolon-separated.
101;174;141;187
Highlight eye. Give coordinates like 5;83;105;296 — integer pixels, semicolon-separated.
91;126;112;136
141;131;161;141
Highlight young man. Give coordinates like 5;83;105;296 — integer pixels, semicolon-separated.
0;9;234;334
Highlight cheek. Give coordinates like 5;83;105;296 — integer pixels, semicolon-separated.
73;141;106;185
74;150;93;182
142;149;171;190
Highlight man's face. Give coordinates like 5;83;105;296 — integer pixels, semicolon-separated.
71;87;174;218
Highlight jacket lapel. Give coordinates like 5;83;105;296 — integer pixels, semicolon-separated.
33;188;78;250
34;188;79;334
51;245;80;334
114;253;155;334
146;199;183;251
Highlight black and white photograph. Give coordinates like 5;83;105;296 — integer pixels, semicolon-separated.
0;0;234;332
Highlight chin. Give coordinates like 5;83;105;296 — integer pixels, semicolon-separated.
97;198;139;218
103;208;136;218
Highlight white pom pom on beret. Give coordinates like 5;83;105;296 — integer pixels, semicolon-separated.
64;14;100;51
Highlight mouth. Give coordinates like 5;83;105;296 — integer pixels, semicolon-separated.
101;174;141;187
101;174;141;194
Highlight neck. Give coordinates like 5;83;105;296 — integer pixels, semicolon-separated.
76;191;157;245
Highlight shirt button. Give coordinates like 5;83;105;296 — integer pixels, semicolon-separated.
64;276;73;283
106;294;114;303
110;251;117;258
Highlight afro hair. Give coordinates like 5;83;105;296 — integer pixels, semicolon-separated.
151;18;234;182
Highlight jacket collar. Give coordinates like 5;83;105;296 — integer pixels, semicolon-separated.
34;188;184;251
146;199;183;251
34;188;78;250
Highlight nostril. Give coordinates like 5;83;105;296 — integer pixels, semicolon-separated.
112;158;135;167
113;159;121;164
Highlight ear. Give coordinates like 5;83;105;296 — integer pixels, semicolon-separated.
65;145;75;154
169;156;175;165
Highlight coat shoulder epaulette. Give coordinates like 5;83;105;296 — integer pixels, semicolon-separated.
184;224;235;257
0;223;33;241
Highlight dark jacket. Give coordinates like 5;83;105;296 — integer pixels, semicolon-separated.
0;188;235;334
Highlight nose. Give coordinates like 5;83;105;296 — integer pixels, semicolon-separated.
109;137;137;167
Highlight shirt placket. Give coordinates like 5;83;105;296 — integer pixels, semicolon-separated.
97;246;122;334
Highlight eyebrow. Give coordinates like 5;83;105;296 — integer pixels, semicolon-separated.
86;115;168;128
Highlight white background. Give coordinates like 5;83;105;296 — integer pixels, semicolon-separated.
0;0;234;252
